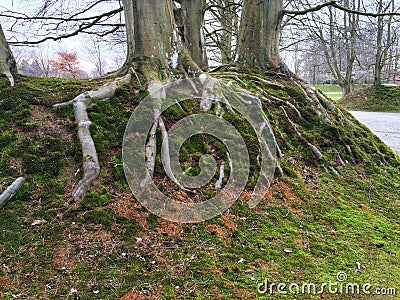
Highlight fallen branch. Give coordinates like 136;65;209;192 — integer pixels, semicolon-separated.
0;177;25;208
54;74;131;202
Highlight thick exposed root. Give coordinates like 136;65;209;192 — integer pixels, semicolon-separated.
0;177;25;209
142;80;193;192
54;74;131;202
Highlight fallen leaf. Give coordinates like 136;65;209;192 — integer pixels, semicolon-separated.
31;219;47;226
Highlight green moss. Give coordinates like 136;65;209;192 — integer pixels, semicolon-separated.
0;73;400;300
83;209;117;228
340;85;400;112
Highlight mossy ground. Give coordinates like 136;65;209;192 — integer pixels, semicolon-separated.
0;73;399;299
340;85;400;112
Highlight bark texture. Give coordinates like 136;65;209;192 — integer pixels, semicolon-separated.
181;0;208;70
123;0;176;80
236;0;283;69
0;24;17;86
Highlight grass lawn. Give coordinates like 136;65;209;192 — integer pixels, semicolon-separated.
314;84;342;93
314;84;343;100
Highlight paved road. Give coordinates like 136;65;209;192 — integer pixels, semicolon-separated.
350;111;400;155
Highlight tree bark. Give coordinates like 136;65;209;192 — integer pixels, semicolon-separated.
374;1;384;86
122;0;175;81
236;0;283;69
181;0;208;70
0;24;17;86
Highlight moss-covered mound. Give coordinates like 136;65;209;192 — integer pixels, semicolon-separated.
0;72;399;299
340;85;400;112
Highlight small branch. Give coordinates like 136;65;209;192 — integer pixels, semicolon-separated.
0;177;25;208
8;7;123;45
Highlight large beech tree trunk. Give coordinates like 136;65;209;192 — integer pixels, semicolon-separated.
122;0;204;79
0;24;17;86
236;0;283;69
123;0;175;80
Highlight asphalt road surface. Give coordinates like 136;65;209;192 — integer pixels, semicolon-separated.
350;111;400;155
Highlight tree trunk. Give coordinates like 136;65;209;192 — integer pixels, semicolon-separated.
218;0;238;64
122;0;175;80
374;0;384;86
0;24;17;86
236;0;283;69
181;0;208;70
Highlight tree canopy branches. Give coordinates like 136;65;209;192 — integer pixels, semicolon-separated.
0;1;124;45
284;0;400;17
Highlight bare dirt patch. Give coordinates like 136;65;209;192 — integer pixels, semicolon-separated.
52;242;75;270
108;193;149;227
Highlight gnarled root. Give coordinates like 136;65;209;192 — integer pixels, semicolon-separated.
54;74;131;202
141;80;193;192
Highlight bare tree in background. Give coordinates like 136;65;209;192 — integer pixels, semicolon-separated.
204;0;241;65
372;0;398;86
82;36;108;77
35;44;53;77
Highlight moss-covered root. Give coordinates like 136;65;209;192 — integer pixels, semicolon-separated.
53;74;132;202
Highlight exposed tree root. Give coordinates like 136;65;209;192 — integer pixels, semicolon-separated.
54;74;131;202
334;149;347;166
0;177;25;209
141;80;193;193
215;160;225;189
308;143;323;160
281;107;302;137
